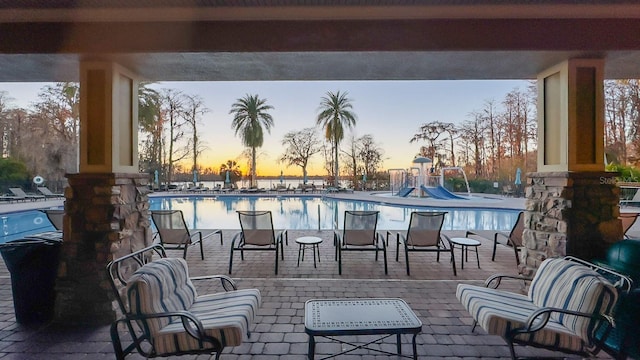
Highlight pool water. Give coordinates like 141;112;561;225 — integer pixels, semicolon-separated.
0;210;57;243
150;196;519;231
0;196;521;243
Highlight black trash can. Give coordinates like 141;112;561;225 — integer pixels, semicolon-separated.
0;236;62;324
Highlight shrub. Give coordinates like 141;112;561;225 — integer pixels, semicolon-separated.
467;179;501;194
606;163;640;183
0;158;30;192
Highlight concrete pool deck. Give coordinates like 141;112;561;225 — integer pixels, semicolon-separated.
0;191;629;359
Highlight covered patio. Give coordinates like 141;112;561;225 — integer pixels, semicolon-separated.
1;1;640;358
0;225;606;359
1;188;637;358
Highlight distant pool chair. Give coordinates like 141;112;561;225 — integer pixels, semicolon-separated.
40;209;64;231
36;186;64;198
9;187;45;201
150;210;223;260
466;211;524;265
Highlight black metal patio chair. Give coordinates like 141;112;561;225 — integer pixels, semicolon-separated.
467;211;524;265
150;209;222;260
334;210;387;275
394;211;456;276
229;210;287;275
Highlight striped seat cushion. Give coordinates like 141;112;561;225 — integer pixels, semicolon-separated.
127;257;261;355
153;288;261;353
456;257;618;354
127;258;197;335
456;284;586;352
528;258;618;341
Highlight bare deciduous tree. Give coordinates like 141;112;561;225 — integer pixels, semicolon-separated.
409;121;454;170
30;83;80;183
279;127;322;181
459;112;485;177
481;100;499;178
161;89;189;185
357;134;384;182
340;134;359;189
184;94;210;184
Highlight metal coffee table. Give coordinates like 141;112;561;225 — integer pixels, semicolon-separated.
304;298;422;359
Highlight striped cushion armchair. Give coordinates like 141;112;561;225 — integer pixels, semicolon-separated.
456;256;629;360
108;245;261;360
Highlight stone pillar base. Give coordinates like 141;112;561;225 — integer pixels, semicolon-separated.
522;171;621;276
55;173;152;324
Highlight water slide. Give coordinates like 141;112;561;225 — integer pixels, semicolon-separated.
396;187;414;197
420;185;468;200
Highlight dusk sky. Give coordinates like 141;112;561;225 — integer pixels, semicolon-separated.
1;80;531;177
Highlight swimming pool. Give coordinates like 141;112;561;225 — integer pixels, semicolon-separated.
150;196;520;231
0;196;521;243
0;210;57;243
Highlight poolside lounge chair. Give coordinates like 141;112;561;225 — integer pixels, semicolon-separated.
39;209;64;231
229;210;288;275
9;187;45;201
150;210;223;260
334;210;387;275
394;211;456;276
36;186;64;198
188;183;208;192
620;186;640;207
466;211;524;265
221;183;237;193
0;194;25;202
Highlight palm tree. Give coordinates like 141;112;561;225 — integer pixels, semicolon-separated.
219;160;242;186
316;90;357;187
230;94;274;188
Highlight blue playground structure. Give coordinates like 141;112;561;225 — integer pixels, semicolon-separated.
389;160;471;200
396;187;415;197
420;185;468;200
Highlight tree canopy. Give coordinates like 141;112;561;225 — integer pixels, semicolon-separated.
316;90;357;187
230;94;274;187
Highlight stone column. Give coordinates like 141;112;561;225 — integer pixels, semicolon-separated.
522;171;621;276
522;59;620;274
56;173;152;324
55;61;149;324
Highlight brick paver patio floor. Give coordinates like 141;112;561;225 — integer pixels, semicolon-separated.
0;229;614;359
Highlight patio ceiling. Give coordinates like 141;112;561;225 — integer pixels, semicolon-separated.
1;1;640;82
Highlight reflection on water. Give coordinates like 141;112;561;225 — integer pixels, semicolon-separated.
0;211;56;243
150;196;520;232
0;196;521;244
